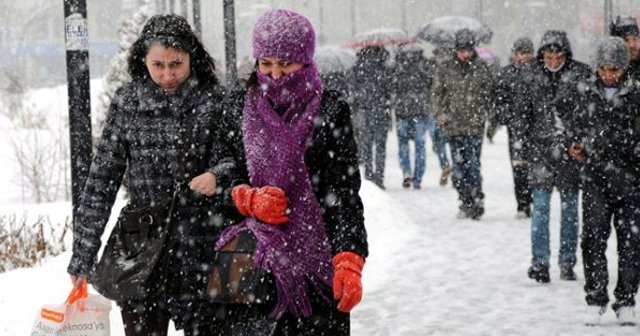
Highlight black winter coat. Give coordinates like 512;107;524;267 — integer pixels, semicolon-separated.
495;63;531;134
393;50;435;119
557;72;640;196
519;59;592;189
221;88;368;335
224;89;368;258
349;57;393;127
67;77;239;329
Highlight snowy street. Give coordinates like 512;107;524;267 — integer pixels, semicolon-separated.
0;127;636;335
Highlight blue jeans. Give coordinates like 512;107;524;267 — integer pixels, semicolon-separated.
448;135;484;208
531;187;579;269
426;114;450;169
397;116;428;186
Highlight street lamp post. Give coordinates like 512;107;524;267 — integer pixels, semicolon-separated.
223;0;237;85
63;0;91;225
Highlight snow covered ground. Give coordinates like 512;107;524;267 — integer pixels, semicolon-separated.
0;86;638;335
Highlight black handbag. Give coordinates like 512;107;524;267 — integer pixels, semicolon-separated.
206;230;276;305
90;187;179;302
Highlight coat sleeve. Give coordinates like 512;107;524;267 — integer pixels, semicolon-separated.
67;88;130;276
314;95;368;258
432;65;448;120
209;89;250;210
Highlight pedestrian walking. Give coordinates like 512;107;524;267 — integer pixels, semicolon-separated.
393;45;435;189
350;46;393;189
559;36;640;326
67;14;235;335
495;37;535;218
432;29;496;219
215;9;369;335
610;15;640;78
520;30;591;283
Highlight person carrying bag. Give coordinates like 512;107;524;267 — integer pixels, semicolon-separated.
211;9;369;335
66;14;240;336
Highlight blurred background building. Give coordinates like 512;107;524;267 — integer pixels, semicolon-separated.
0;0;638;88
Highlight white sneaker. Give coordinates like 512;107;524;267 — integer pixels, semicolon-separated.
584;305;606;326
616;306;636;326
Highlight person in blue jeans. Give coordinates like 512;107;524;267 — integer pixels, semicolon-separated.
518;30;591;283
393;46;436;189
448;135;483;216
426;114;451;186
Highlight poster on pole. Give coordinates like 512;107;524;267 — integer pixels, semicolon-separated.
65;13;89;51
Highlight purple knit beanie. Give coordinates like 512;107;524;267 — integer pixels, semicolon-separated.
252;9;316;64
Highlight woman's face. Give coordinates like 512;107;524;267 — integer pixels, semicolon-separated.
258;57;304;79
144;44;191;93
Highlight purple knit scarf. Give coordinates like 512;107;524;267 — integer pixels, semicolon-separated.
216;63;333;319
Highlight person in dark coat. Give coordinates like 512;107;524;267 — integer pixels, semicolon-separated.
215;9;368;335
559;37;640;326
610;15;640;78
432;29;496;219
349;46;393;189
495;37;535;218
393;45;437;189
519;30;592;283
66;14;237;335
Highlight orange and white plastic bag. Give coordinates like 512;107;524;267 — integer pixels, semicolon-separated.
30;280;111;336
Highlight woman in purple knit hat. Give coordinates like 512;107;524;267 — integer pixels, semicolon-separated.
215;8;369;335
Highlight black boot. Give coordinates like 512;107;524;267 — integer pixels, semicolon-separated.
528;265;550;283
560;267;577;281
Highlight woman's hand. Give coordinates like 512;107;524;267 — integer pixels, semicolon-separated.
189;172;217;196
69;273;86;290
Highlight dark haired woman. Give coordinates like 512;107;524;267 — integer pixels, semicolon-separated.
217;8;368;335
67;14;236;335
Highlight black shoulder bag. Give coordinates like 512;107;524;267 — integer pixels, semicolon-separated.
89;185;180;302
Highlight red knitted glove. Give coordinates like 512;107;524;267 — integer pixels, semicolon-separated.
231;184;289;225
332;251;365;313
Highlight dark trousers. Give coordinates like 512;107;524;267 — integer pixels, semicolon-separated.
220;288;350;336
449;135;484;208
581;186;640;309
507;128;531;211
121;303;224;336
360;119;389;185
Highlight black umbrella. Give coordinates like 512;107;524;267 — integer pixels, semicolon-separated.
416;16;492;48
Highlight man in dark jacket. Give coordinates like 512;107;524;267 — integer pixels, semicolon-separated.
393;45;436;189
519;30;592;283
495;37;535;219
433;29;495;219
350;46;393;189
560;37;640;326
610;15;640;78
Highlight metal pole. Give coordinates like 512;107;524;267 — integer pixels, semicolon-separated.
192;0;201;39
401;0;407;32
604;0;613;34
350;0;356;36
318;0;324;44
180;0;188;17
63;0;92;226
223;0;237;85
168;0;175;13
475;0;483;23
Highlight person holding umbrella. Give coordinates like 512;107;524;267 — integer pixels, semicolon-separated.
432;29;496;219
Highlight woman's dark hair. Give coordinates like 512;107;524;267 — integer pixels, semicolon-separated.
245;60;259;89
128;14;219;86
